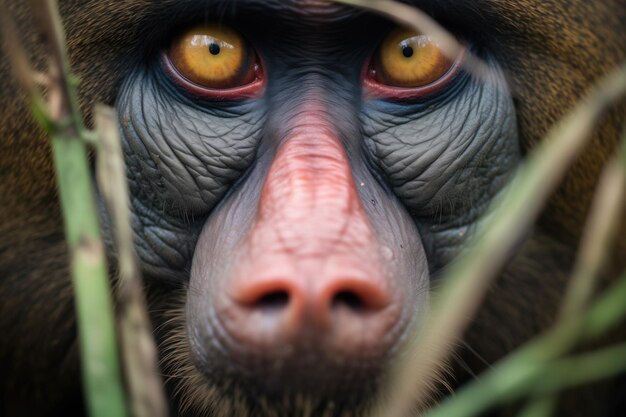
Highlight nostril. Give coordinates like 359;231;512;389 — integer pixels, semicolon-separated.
255;290;290;312
331;290;366;311
232;279;299;314
326;280;390;313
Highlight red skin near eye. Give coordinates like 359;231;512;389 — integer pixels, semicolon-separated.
363;48;466;101
163;52;266;101
164;44;463;102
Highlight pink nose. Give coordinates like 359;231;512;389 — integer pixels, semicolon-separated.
232;274;390;331
209;122;408;387
215;269;400;369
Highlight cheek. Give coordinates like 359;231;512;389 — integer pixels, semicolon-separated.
364;74;520;219
112;72;267;281
361;68;521;270
362;73;520;221
117;72;265;216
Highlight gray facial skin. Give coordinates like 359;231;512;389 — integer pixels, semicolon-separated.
108;2;520;415
362;61;519;269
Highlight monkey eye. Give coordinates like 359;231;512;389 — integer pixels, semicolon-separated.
365;27;463;99
164;24;263;98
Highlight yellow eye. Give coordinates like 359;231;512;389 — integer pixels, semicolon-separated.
374;28;454;88
168;24;257;89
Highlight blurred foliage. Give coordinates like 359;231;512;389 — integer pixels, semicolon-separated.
3;0;625;416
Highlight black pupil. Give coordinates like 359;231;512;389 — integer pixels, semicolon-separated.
209;43;221;55
402;45;414;58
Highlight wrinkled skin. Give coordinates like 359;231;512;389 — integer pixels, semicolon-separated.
1;1;625;417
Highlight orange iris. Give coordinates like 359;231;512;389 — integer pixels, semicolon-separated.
374;27;453;88
168;24;256;89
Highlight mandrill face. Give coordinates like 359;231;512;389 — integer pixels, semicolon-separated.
109;1;518;415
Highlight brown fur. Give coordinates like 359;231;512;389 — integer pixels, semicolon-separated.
1;0;625;416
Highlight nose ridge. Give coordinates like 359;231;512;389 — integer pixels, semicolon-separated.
209;120;408;388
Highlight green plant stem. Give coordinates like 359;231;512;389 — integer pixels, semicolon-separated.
338;4;626;415
517;341;626;417
516;397;555;417
52;135;128;417
524;127;626;417
334;0;490;82
25;0;129;416
368;58;626;417
425;273;626;417
530;342;626;395
95;105;168;417
560;156;626;319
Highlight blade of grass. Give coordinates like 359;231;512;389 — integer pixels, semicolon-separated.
516;396;556;417
523;127;626;417
336;0;461;57
335;1;626;414
560;137;626;319
0;2;52;131
0;5;40;103
370;52;626;416
529;342;626;396
424;272;626;417
519;342;626;417
334;0;492;82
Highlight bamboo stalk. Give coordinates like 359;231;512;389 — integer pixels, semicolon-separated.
1;1;130;416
